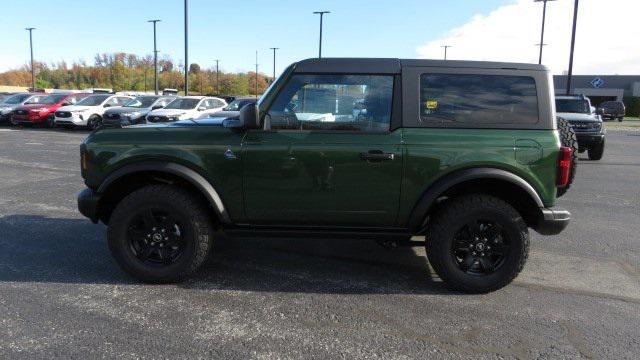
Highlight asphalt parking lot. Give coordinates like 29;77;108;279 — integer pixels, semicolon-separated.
0;127;638;359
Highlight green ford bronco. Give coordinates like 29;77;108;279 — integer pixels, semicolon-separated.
78;58;574;293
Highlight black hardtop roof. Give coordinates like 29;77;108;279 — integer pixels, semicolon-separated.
293;58;547;74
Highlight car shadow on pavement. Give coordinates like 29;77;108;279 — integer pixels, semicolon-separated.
0;215;450;295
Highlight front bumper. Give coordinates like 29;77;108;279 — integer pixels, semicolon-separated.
535;207;570;235
55;113;87;126
78;188;101;223
576;133;604;148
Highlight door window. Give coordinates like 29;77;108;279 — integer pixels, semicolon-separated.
266;74;393;132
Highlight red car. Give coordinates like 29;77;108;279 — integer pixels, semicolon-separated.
12;93;89;127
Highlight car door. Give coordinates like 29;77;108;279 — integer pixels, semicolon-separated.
242;73;402;227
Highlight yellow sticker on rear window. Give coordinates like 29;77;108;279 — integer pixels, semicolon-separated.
425;100;438;109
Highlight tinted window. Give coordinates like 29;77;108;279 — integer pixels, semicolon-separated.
267;74;393;132
165;98;200;110
77;95;110;106
2;94;33;104
555;99;589;114
420;74;538;125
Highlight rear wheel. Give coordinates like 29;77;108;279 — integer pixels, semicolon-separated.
426;194;529;293
107;185;214;283
556;117;578;197
588;138;605;160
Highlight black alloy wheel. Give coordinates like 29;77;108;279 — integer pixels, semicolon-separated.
127;208;186;266
451;220;508;275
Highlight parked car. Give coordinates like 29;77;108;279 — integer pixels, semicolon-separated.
11;93;89;127
78;58;574;293
102;95;175;128
145;96;227;123
54;94;133;129
205;97;258;124
598;100;625;122
555;94;605;160
0;93;43;125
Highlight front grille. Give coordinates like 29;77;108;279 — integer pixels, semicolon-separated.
148;115;170;122
568;121;601;132
14;110;29;116
55;111;71;118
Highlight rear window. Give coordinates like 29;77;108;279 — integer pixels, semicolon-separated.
419;74;539;126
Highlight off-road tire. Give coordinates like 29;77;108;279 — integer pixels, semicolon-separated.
557;117;578;197
426;194;529;293
588;138;605;160
107;184;214;283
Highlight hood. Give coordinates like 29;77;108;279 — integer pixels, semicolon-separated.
16;103;56;111
147;108;189;116
207;110;240;120
105;106;150;115
557;112;600;122
57;105;91;112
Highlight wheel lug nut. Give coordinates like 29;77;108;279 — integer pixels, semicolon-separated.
472;252;476;255
481;252;485;256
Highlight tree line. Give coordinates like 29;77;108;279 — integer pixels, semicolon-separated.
0;52;272;95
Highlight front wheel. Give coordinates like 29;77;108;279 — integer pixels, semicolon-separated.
88;115;102;130
588;139;605;160
426;194;529;293
47;114;56;128
107;185;215;283
618;117;623;122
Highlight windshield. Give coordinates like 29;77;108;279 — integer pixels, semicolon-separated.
555;99;590;114
76;95;110;106
223;99;254;111
27;94;67;105
124;96;158;108
3;94;34;105
164;98;200;110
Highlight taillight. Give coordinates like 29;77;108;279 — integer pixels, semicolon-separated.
557;146;572;187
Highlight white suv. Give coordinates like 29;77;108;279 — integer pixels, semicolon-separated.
54;94;133;129
146;96;227;123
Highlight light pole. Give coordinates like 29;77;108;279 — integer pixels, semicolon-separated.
184;0;189;95
535;0;556;65
254;51;258;98
313;11;330;58
148;19;161;94
441;45;452;60
25;27;35;91
269;47;279;80
214;59;219;94
566;0;579;95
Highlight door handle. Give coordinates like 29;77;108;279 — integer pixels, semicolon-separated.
359;150;395;162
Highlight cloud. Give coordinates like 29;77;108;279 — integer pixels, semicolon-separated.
416;0;640;74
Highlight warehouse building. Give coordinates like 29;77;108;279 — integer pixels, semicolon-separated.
553;75;640;107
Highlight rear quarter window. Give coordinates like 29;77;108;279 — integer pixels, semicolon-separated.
419;74;539;126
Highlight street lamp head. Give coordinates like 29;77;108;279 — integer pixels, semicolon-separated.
148;19;161;23
534;0;557;2
313;11;330;14
25;27;35;31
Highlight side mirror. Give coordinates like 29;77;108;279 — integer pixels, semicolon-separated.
152;104;163;110
103;104;112;108
62;102;71;106
239;103;260;129
197;106;206;111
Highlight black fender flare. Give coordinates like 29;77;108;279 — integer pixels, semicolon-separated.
97;161;231;223
407;167;544;231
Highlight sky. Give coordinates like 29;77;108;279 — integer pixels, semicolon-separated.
0;0;637;76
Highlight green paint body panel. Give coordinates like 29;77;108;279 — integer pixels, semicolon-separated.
83;123;560;228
